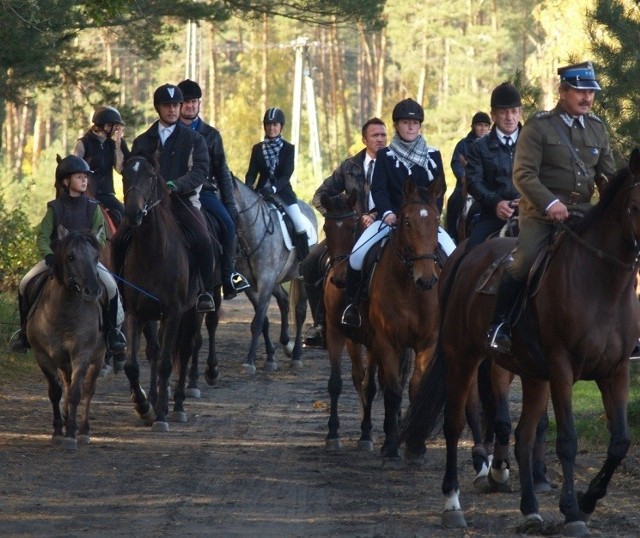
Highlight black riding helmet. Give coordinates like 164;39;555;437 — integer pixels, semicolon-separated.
263;107;285;125
153;84;184;111
392;98;424;123
177;79;202;100
55;155;93;187
92;106;125;126
490;83;522;108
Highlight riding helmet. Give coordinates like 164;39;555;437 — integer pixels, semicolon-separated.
391;98;424;123
263;107;285;125
177;79;202;100
153;84;184;108
471;111;491;125
55;155;93;184
490;83;522;108
92;106;125;126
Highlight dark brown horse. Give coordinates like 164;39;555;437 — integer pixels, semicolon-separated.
320;190;377;451
118;155;204;432
403;149;640;535
28;229;106;450
358;177;443;464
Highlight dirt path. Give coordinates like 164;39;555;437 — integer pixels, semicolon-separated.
1;295;639;537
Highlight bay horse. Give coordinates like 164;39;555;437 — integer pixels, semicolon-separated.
358;176;443;464
403;149;640;535
232;177;317;374
119;155;204;432
320;190;376;451
27;229;106;450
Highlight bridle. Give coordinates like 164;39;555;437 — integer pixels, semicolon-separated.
123;163;163;217
324;209;358;268
394;200;438;277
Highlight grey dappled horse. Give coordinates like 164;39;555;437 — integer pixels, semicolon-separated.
28;229;106;451
232;178;317;374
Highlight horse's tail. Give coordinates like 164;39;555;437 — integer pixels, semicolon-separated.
400;244;471;446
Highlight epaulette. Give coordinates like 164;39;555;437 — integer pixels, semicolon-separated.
586;112;604;124
533;110;553;119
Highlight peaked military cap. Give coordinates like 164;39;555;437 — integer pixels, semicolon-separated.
558;61;601;90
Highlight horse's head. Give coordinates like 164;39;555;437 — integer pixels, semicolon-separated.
53;227;102;301
122;156;166;227
395;178;441;291
321;190;359;287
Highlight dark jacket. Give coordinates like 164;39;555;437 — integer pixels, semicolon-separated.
312;148;371;216
371;145;445;216
465;126;521;215
450;130;478;190
188;118;235;209
245;139;297;205
131;121;209;195
76;131;130;195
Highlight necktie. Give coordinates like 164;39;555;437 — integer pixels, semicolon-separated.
365;160;375;211
366;159;374;184
504;135;513;148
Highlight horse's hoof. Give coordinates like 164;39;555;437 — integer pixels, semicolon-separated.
151;421;170;432
61;437;78;451
516;513;544;534
185;387;201;399
534;479;553;493
487;467;512;492
99;364;112;377
205;367;219;385
169;410;188;423
51;434;63;446
357;439;374;452
138;406;155;426
242;363;257;375
442;509;467;529
563;520;590;537
290;359;303;369
264;361;278;372
284;341;294;358
325;438;341;451
77;434;91;445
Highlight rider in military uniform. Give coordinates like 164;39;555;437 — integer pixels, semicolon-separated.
487;61;616;353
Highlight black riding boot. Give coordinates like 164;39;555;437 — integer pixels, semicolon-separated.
221;235;250;300
105;295;127;354
10;293;30;353
341;266;362;329
295;231;310;262
303;278;325;348
487;271;524;353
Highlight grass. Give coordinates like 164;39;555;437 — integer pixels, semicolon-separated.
0;291;40;385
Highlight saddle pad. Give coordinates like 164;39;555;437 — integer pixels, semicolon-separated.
270;203;318;251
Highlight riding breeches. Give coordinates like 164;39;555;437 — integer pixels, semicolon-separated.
507;216;555;282
199;190;237;276
348;222;457;271
281;201;307;233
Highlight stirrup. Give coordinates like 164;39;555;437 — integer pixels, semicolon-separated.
487;322;511;353
9;330;30;353
196;292;216;313
341;304;361;329
230;272;250;292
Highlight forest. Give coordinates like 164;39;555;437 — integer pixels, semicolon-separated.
0;0;639;223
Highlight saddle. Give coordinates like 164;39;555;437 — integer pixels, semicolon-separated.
262;195;300;252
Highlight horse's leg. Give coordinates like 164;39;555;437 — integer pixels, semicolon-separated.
123;317;155;426
290;278;307;367
61;357;90;451
77;357;102;444
464;369;491;485
478;358;496;458
513;378;550;534
374;340;403;465
153;313;182;432
171;313;200;423
325;321;346;451
148;322;162;408
532;411;552;492
577;366;631;521
40;365;65;444
272;284;292;356
488;363;515;492
186;320;203;398
204;308;220;385
351;342;376;451
244;288;274;374
261;315;277;369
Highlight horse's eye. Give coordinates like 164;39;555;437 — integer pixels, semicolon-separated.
68;255;75;262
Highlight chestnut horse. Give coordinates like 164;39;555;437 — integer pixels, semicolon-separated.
321;190;376;451
403;149;640;535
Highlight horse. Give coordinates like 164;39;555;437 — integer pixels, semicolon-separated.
27;229;106;451
320;190;377;451
232;177;318;374
402;149;640;535
356;176;443;464
119;155;204;432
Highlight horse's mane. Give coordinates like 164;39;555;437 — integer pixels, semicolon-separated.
568;164;629;235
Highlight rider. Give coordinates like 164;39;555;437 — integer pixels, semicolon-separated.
341;98;457;329
300;117;387;348
177;79;250;300
115;83;216;313
74;106;130;227
10;155;127;354
245;107;311;262
487;62;616;353
465;83;522;250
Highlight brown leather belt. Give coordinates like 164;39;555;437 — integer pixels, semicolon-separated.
551;189;591;205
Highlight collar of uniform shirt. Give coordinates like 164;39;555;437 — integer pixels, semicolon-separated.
158;122;176;140
495;126;519;144
560;112;585;128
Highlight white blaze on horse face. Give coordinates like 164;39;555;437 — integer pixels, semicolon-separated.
419;208;429;218
132;160;140;173
336;221;344;228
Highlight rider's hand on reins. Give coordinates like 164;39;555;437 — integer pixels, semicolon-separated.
383;212;397;227
546;201;569;222
361;214;375;228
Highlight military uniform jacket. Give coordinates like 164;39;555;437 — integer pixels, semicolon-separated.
466;126;520;215
312;148;371;216
513;103;615;219
245;140;296;205
191;119;235;208
131;121;209;196
371;145;445;216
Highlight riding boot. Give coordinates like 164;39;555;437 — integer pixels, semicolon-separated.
105;295;127;354
303;278;325;348
10;293;30;353
341;266;362;329
295;231;310;262
196;241;216;313
221;236;250;300
487;271;524;353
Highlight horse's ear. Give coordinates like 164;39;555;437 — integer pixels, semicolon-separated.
56;154;62;164
403;177;418;197
630;148;640;176
347;188;358;209
428;174;445;204
320;193;332;211
57;225;69;240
